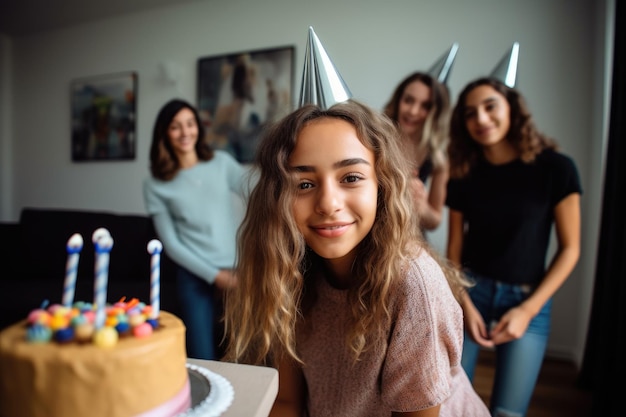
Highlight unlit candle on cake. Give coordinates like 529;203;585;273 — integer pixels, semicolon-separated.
92;230;113;330
147;239;163;319
62;233;83;308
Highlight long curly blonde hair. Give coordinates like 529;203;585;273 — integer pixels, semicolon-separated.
223;100;467;367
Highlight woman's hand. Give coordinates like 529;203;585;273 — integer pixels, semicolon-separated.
462;296;494;348
490;305;533;345
214;269;238;289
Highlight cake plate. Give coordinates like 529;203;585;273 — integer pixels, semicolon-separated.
177;363;234;417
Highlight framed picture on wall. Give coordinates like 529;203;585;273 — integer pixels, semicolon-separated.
197;45;295;163
70;71;137;162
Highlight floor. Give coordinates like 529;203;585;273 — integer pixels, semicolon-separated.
473;349;593;417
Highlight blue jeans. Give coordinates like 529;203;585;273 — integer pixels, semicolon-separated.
461;274;551;417
176;267;217;360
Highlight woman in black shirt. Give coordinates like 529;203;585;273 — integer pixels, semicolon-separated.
446;77;582;416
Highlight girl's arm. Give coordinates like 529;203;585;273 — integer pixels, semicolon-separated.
447;208;494;347
446;208;463;267
143;180;220;282
522;192;581;313
417;162;449;231
270;356;305;417
150;210;219;281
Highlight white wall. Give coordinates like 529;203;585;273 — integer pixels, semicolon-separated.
0;35;12;219
0;0;613;366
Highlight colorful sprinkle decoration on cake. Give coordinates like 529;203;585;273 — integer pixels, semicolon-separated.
24;229;163;347
25;297;160;346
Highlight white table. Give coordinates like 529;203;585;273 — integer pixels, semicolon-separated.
187;358;278;417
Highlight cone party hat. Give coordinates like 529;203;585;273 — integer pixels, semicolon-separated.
299;26;352;109
427;42;459;85
490;42;520;88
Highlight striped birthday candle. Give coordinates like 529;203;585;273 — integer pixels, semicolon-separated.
62;233;83;307
147;239;163;319
93;231;113;330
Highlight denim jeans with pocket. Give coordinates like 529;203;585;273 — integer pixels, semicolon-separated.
461;273;551;417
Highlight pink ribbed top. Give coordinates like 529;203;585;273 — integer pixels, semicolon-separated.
297;250;490;416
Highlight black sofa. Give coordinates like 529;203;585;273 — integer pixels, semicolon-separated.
0;207;179;331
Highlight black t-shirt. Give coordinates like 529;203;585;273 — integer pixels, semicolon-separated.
445;149;582;284
418;157;433;183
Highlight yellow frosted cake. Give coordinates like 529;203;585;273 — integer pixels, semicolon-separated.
0;232;195;417
0;309;190;417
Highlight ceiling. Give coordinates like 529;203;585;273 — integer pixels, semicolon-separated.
0;0;200;37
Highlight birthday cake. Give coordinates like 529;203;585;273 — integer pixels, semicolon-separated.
0;229;208;417
0;309;189;417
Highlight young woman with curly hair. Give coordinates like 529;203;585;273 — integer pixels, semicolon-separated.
223;99;489;417
446;77;582;416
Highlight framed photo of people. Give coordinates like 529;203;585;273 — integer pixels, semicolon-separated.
70;71;137;162
197;45;295;163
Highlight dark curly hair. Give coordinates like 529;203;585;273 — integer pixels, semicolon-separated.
448;77;557;178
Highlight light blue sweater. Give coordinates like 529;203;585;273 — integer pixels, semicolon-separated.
143;150;251;284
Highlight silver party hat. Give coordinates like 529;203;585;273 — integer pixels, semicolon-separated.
427;42;459;84
299;26;352;109
490;42;520;88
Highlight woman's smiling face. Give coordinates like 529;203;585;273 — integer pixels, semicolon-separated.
167;107;198;158
397;80;432;138
289;117;378;271
463;84;511;147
